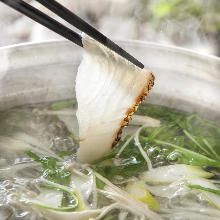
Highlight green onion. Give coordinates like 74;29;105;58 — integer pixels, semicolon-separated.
188;185;220;195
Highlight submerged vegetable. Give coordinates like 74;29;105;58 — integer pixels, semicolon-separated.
136;104;220;167
0;103;220;220
140;164;213;184
187;177;220;209
50;100;76;111
29;183;78;211
188;185;220;195
125;182;160;211
27;151;71;186
36;208;102;220
75;34;154;163
94;104;220;174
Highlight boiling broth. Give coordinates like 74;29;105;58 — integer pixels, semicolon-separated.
0;101;219;220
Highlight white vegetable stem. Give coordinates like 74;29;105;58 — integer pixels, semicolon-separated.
140;164;213;184
130;115;160;127
134;125;152;170
96;203;119;219
91;169;162;220
116;135;134;158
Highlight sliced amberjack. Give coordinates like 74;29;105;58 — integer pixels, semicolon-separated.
76;35;154;163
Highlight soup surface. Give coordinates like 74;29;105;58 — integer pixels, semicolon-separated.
0;100;220;220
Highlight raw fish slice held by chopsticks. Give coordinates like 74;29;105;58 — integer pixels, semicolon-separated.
76;34;154;163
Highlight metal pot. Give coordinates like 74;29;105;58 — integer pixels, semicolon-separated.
0;40;219;122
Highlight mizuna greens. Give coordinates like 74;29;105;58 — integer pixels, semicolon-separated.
94;104;220;181
0;102;220;220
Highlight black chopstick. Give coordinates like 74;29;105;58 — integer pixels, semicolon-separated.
0;0;83;47
0;0;144;69
35;0;144;69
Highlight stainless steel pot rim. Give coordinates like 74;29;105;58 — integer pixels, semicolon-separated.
0;39;219;62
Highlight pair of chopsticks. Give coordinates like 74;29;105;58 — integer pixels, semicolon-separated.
0;0;144;69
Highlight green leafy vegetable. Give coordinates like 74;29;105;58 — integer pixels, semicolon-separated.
154;140;220;167
93;104;220;180
96;177;105;190
92;150;118;165
93;137;149;180
136;104;220;167
27;151;71;186
50;100;76;111
59;151;74;158
183;129;213;158
30;183;78;212
203;138;220;160
102;216;117;220
188;184;220;195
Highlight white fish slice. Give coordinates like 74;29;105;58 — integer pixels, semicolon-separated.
76;34;154;163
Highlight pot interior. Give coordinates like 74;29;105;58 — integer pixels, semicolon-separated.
0;40;220;122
